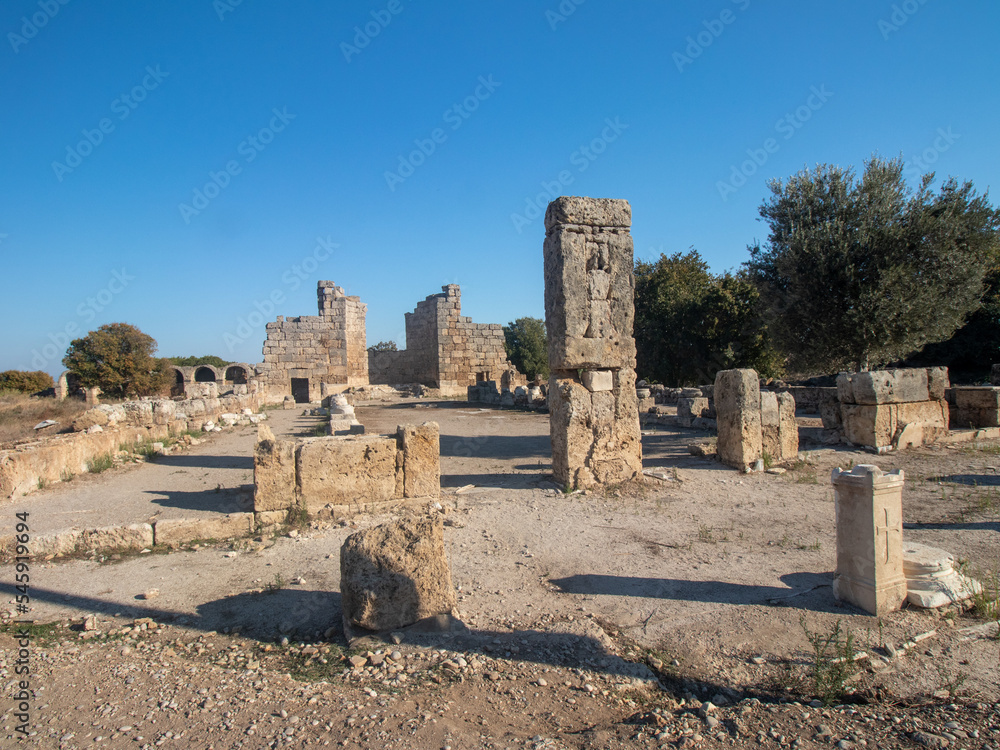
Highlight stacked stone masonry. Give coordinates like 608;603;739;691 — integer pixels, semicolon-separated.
836;368;949;450
258;281;369;403
544;196;642;489
368;285;524;394
253;422;440;524
714;369;798;471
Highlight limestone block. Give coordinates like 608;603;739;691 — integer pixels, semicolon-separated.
397;422;440;498
151;400;176;425
548;376;597;488
72;408;109;433
253;425;297;512
848;369;930;405
903;541;983;608
582;370;613;392
831;465;907;616
715;369;762;471
777;391;799;460
78;523;154;552
927;367;949;401
895;400;948;442
296;435;397;511
340;515;457;632
677;397;709;421
760;391;781;462
836;372;855;405
122;401;154;426
841;404;895;449
154;514;254;547
544;196;632;228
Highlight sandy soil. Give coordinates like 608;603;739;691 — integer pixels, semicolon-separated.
1;399;997;748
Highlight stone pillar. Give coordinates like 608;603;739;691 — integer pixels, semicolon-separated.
85;386;101;406
543;196;642;489
715;369;761;471
54;372;69;401
831;464;907;616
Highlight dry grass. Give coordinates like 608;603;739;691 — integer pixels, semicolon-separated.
0;392;89;445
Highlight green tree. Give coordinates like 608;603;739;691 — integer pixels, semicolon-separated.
0;370;54;394
367;340;398;352
747;156;1000;372
63;323;172;398
634;251;779;386
503;317;549;380
168;355;231;367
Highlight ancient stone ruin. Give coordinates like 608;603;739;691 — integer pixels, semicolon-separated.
368;284;523;395
340;514;457;633
831;464;908;616
543;196;642;489
837;368;949;451
253;421;440;526
714;369;798;471
258;281;368;403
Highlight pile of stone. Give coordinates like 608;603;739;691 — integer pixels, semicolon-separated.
835;367;949;451
902;542;983;608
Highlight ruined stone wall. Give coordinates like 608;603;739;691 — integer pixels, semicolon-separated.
258;281;368;402
544;196;642;489
368;285;521;393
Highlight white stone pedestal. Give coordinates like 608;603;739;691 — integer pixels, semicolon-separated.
831;464;908;616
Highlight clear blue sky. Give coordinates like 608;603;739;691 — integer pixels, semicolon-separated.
2;0;998;376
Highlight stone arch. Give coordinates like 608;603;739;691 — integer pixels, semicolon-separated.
194;366;219;383
224;364;249;385
170;366;187;398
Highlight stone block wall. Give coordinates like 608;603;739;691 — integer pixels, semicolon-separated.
836;368;949;450
544;196;642;489
368;285;523;395
257;281;369;402
253;422;440;522
715;369;798;471
948;386;1000;428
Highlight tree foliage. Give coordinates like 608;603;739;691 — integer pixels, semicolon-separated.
503;317;549;380
0;370;54;394
168;355;231;367
747;156;1000;372
634;250;780;386
63;323;172;399
367;340;398;353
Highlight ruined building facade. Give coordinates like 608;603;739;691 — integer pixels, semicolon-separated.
368;285;523;395
257;281;368;402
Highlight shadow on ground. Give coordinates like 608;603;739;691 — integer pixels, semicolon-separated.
144;486;253;514
150;454;254;471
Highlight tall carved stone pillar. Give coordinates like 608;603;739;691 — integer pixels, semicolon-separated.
544;197;642;489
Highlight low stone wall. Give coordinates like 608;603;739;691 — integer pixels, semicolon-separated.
467;380;547;410
253;422;440;524
0;392;266;500
714;370;798;471
947;386;1000;429
836;368;949;451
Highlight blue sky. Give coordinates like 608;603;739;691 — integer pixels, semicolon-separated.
2;0;998;376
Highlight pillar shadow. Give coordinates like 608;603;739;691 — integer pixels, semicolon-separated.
143;486;254;514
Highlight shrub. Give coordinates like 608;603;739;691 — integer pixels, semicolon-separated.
0;370;54;394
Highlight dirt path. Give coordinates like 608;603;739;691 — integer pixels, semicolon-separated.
1;400;998;747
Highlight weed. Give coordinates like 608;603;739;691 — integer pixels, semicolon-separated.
762;451;773;470
796;540;822;552
0;620;63;646
87;453;114;474
800;616;858;706
36;477;46;490
264;574;286;594
310;423;328;437
285;505;310;529
60;469;75;482
795;472;819;485
697;525;715;544
967;565;1000;621
933;664;968;699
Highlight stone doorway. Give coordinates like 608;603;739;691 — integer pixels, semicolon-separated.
291;378;310;404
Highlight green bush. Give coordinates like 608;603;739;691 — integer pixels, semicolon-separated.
0;370;55;394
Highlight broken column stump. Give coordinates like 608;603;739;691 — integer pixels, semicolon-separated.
340;515;457;633
715;369;762;471
543;196;642;490
831;464;908;616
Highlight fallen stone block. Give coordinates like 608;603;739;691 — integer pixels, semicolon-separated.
340;514;457;633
